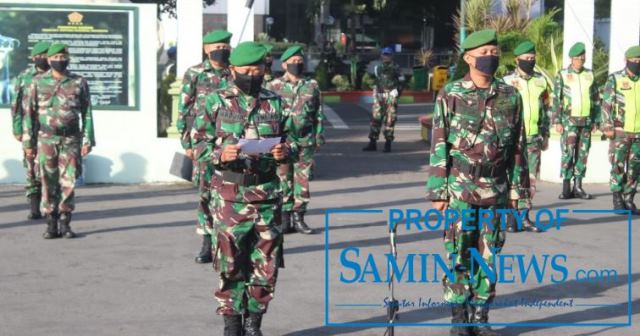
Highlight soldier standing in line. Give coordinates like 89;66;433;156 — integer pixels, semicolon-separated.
263;44;275;84
176;30;232;264
552;42;600;200
266;45;325;234
10;41;50;220
23;43;95;239
503;41;550;232
362;46;404;152
204;42;296;336
426;29;528;336
601;45;640;214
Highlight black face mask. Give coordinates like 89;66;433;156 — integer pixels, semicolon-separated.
265;61;273;68
474;55;499;76
234;72;264;96
34;58;50;71
209;49;230;66
518;59;536;75
627;61;640;76
50;60;69;72
286;63;304;76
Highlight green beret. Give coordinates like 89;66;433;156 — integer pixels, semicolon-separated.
203;30;232;44
47;43;68;56
262;44;274;54
280;45;304;62
229;41;266;66
568;42;586;57
461;29;497;52
30;41;50;57
625;45;640;58
514;41;535;56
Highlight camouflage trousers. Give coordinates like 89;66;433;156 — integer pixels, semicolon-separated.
37;136;81;214
560;125;592;179
195;161;215;236
368;91;398;141
23;149;41;197
443;199;505;305
518;137;543;210
211;179;282;315
608;133;640;194
277;146;315;212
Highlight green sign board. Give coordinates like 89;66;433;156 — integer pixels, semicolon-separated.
0;3;139;110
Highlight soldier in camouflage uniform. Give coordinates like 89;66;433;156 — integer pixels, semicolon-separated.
363;46;404;152
426;30;528;336
601;45;640;215
503;41;550;232
23;43;95;239
265;45;325;234
204;42;296;336
262;44;275;84
10;41;50;220
552;42;600;200
176;30;232;264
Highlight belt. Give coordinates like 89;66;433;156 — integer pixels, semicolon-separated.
44;126;81;137
450;157;506;179
215;170;277;186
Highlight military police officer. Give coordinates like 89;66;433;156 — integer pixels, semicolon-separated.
552;42;600;200
265;45;325;234
503;41;550;232
176;30;233;264
363;46;404;152
10;41;50;220
205;42;295;336
426;29;528;336
23;43;95;239
601;45;640;214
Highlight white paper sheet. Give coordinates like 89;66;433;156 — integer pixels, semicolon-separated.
237;137;282;155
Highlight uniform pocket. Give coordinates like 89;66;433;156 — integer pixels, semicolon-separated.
447;113;480;150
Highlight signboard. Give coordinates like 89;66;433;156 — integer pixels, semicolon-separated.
0;3;139;110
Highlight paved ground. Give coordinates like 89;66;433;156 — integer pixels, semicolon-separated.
0;102;638;336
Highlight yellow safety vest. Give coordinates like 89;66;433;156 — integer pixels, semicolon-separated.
506;74;547;136
561;69;593;118
615;75;640;133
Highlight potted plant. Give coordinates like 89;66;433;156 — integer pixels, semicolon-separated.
412;49;433;91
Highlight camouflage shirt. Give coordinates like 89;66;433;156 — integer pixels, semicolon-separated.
601;69;640;137
202;85;298;202
10;66;45;137
23;70;95;150
552;67;600;127
265;76;325;147
177;60;230;150
426;74;529;205
503;70;551;139
374;62;402;91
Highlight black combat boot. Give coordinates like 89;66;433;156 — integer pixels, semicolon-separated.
623;192;640;215
244;313;264;336
383;139;392;153
558;179;574;199
43;212;60;239
27;193;42;220
505;212;520;233
281;211;294;234
613;192;627;214
59;212;76;238
522;210;540;232
449;304;472;336
223;315;243;336
573;177;593;199
292;211;314;234
470;304;500;336
362;138;377;151
195;235;213;263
